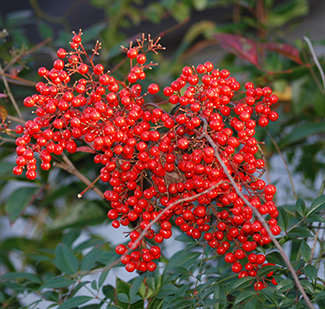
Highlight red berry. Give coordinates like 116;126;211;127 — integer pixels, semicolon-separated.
127;48;138;59
148;83;159;95
137;54;146;64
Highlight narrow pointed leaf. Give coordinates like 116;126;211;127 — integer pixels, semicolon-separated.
306;195;325;217
295;198;306;217
57;296;92;309
275;279;294;293
6;186;39;222
300;241;311;262
234;291;256;306
55;243;78;275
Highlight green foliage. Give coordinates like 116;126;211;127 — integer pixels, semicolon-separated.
1;0;325;308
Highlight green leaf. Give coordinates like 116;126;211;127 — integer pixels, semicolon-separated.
62;229;81;247
80;248;101;271
82;23;106;43
42;291;59;302
42;277;74;289
305;264;317;282
147;266;160;293
279;298;295;307
174;233;195;243
295;198;306;217
165;266;189;276
275;279;294;293
300;279;314;294
165;251;201;271
55;243;79;275
6;186;39;222
130;295;143;304
172;2;190;22
257;265;279;277
300;241;311;262
229;276;253;292
57;296;93;309
244;297;262;309
266;252;286;266
234;291;256;306
37;20;54;40
306;195;325;217
117;293;129;303
268;0;309;27
48;201;105;231
69;282;89;298
193;0;208;11
91;280;97;290
278;122;325;149
98;269;109;289
103;284;115;300
277;206;289;231
287;227;313;238
260;287;278;306
0;272;42;284
129;274;144;300
166;296;194;308
213;283;227;305
157;284;179;298
144;3;163;24
313;290;325;302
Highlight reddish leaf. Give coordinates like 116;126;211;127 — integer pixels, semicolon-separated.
259;42;303;64
213;33;258;66
76;146;95;153
0;105;8;121
0;94;7;98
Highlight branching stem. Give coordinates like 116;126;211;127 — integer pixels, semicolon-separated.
200;118;314;309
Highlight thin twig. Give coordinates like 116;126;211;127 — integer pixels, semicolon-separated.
0;72;36;87
3;37;52;72
310;222;321;263
200;118;314;309
154;17;190;41
7;115;26;125
0;65;23;119
57;153;105;200
301;42;325;95
265;129;297;200
304;36;325;93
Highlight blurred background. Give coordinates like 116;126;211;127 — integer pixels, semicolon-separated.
1;0;325;308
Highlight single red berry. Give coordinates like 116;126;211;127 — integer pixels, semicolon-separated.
148;83;159;95
57;48;67;58
137;54;146;64
127;48;138;59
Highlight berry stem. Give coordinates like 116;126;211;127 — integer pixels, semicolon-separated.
0;65;23;119
77;175;101;198
60;153;105;200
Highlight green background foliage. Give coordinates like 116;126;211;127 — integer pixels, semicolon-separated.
1;0;325;308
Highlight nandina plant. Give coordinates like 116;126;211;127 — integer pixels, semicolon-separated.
14;29;279;282
10;30;317;308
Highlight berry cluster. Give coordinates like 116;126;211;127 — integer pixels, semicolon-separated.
13;31;281;288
